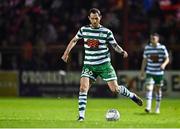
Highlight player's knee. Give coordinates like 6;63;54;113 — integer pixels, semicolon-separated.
109;85;119;93
110;86;116;93
107;81;118;93
80;83;89;92
145;78;154;91
146;84;153;91
155;86;161;94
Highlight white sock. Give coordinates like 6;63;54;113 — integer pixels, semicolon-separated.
155;91;162;112
78;92;87;118
146;90;153;110
155;101;161;112
118;85;134;98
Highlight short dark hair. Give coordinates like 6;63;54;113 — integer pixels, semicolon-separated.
151;33;159;37
89;8;101;16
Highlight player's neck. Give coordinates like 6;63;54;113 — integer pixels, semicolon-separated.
90;24;101;29
152;42;157;47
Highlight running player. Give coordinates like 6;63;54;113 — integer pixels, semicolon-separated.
140;33;169;114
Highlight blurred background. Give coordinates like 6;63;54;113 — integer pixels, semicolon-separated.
0;0;179;98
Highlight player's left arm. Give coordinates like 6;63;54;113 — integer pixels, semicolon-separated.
111;43;128;58
161;56;169;70
161;46;169;70
107;30;128;58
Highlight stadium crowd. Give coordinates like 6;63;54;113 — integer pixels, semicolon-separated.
0;0;179;70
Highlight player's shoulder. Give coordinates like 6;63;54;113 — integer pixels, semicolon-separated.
160;44;166;48
80;25;91;30
100;25;112;33
158;43;167;49
144;43;151;49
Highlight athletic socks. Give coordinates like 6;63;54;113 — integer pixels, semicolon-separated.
118;85;143;106
155;91;162;113
78;92;87;119
146;90;153;111
118;85;134;98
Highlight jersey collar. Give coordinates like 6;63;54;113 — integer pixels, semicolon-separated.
150;42;160;47
89;24;102;29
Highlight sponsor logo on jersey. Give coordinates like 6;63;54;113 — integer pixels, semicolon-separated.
87;39;99;48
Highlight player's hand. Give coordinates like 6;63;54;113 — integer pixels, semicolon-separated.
160;63;166;70
121;50;128;58
139;72;145;80
61;53;69;63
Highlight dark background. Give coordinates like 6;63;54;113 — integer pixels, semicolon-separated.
0;0;179;71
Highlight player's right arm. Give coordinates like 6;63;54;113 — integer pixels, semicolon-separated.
61;37;79;63
139;46;148;79
140;57;147;79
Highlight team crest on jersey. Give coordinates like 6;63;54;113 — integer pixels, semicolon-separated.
99;32;104;37
87;39;99;48
150;54;159;63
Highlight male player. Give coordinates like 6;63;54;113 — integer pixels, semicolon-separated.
140;33;169;114
62;8;143;121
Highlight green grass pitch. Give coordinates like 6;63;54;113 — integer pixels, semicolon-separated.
0;97;179;128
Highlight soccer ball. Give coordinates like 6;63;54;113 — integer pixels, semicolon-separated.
105;109;120;121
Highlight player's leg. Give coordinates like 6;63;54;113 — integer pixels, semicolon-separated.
107;80;143;106
98;62;143;106
78;65;96;121
154;85;162;114
144;75;155;113
154;75;163;114
78;77;91;121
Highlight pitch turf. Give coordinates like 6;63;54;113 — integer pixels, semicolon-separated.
0;97;179;128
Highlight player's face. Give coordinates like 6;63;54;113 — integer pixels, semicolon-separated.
150;35;159;44
88;13;101;28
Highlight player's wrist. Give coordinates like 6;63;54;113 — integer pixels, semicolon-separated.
120;50;125;54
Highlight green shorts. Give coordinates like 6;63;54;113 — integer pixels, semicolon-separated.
81;62;117;82
145;74;164;86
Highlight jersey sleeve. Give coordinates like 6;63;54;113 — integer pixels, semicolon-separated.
75;27;83;39
143;46;147;58
163;45;169;57
107;30;117;45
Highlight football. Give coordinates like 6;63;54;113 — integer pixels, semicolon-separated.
105;109;120;121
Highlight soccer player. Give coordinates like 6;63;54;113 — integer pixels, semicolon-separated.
62;8;143;121
140;33;169;114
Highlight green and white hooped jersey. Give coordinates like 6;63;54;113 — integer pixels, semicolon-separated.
75;25;117;65
143;43;169;75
